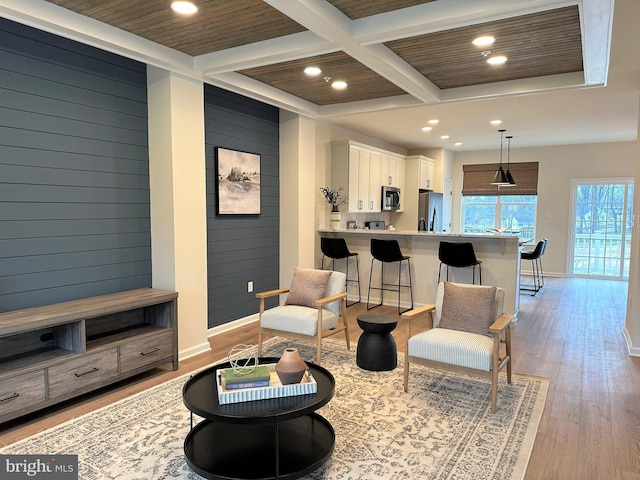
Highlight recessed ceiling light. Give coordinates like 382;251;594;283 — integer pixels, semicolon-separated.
440;135;450;140
473;36;495;47
421;126;433;132
171;1;198;14
304;66;321;76
332;80;347;90
454;142;463;146
490;120;503;125
428;119;439;125
487;56;507;65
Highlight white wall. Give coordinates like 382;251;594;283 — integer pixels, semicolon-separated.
452;142;637;276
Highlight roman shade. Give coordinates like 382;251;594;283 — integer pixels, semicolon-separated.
462;162;539;196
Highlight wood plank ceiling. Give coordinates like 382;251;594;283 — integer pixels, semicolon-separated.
45;0;583;107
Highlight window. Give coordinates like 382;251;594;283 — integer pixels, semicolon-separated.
570;180;633;278
463;195;537;239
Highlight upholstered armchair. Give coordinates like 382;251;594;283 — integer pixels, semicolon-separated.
402;282;513;412
256;267;351;363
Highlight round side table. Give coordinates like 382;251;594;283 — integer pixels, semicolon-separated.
356;313;398;371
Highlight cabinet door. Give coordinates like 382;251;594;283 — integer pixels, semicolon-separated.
357;149;371;211
347;146;361;212
396;158;405;211
368;152;381;212
419;157;435;190
381;155;394;186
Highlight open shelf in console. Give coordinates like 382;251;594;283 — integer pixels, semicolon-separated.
0;322;84;378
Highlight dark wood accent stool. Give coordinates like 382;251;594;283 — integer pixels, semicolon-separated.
356;313;398;371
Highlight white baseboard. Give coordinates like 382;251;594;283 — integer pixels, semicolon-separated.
178;341;211;362
623;327;640;357
178;314;260;361
208;313;259;337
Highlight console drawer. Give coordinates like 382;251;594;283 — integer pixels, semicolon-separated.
120;329;174;374
0;370;45;417
48;349;118;399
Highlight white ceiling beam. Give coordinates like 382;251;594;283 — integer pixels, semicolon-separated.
206;72;320;118
194;31;337;75
265;0;441;103
580;0;614;85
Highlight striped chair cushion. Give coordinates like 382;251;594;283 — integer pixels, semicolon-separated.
260;305;338;336
408;328;494;371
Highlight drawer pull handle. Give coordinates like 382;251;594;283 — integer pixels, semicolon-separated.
140;347;160;356
0;393;19;403
75;367;99;378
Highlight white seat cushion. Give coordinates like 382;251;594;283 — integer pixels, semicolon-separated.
260;305;338;336
408;328;494;371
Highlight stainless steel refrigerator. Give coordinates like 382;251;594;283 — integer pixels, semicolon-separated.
418;190;443;232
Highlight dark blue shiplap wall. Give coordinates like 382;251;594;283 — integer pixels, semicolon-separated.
0;19;151;312
205;86;280;328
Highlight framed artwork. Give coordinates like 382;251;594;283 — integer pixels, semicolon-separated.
215;147;261;215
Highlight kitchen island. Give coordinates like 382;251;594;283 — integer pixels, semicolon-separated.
318;229;522;317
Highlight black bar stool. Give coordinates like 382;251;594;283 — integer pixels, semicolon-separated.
367;238;413;314
438;241;482;284
520;238;547;296
320;237;361;306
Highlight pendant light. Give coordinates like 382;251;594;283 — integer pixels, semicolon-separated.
490;129;509;185
504;135;516;186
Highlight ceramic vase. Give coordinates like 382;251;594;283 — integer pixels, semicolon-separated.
330;211;341;230
275;348;307;385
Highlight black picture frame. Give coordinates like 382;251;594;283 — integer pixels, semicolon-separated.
215;147;261;215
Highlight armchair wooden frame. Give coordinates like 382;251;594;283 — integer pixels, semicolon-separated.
256;288;351;364
402;304;513;412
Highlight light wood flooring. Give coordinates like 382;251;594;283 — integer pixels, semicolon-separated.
1;277;639;479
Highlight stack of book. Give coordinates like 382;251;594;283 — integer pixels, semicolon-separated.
222;366;271;390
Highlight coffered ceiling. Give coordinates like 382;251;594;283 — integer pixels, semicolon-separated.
2;0;637;150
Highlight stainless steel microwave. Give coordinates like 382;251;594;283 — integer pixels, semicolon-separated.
381;186;401;211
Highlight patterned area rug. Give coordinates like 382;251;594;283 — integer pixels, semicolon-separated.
1;337;548;479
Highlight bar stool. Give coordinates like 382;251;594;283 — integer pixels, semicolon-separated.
520;238;547;296
320;237;361;306
367;238;413;314
438;241;482;285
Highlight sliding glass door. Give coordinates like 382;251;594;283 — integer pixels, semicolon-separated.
570;179;634;278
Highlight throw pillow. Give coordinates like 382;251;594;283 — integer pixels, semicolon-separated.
284;268;332;308
438;282;497;335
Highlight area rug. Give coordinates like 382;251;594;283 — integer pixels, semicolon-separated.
0;337;548;479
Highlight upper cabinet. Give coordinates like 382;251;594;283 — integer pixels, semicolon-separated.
332;141;382;213
419;156;436;190
381;154;405;190
332;141;410;213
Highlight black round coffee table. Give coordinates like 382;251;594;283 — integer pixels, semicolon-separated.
182;357;335;480
356;313;398;371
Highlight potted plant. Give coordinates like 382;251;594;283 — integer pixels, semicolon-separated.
320;186;347;212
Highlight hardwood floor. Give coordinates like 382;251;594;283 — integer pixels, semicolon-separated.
1;278;639;479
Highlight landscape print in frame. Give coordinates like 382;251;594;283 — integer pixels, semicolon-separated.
215;147;261;215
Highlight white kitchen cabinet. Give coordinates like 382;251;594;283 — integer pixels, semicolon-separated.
419;156;436;190
381;154;405;188
332;141;382;213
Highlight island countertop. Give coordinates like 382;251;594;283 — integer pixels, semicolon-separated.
318;228;523;317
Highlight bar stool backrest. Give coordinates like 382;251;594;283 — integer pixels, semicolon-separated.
321;237;352;259
524;240;545;260
541;238;548;256
370;239;405;263
438;242;479;268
